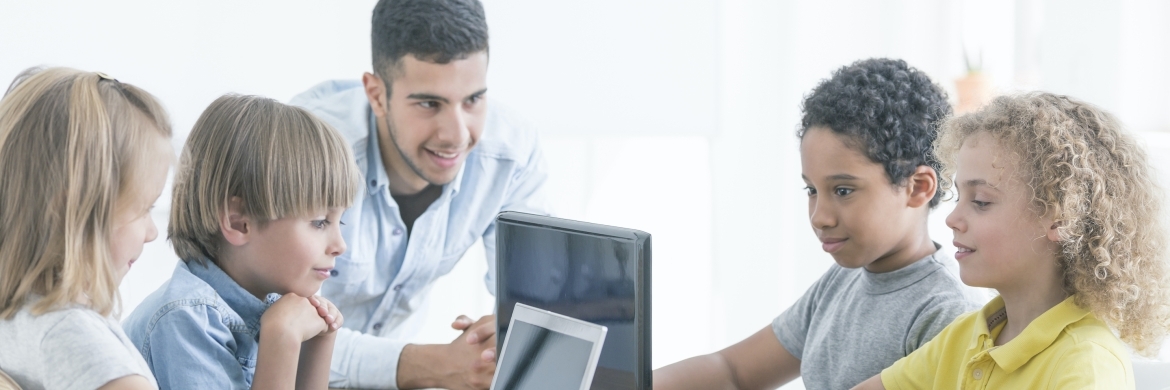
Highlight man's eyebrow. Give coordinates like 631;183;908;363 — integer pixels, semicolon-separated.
466;88;488;99
405;93;448;103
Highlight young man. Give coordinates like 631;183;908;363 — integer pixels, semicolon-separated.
289;0;550;388
653;58;984;390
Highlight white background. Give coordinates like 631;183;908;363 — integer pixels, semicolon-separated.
3;1;1169;388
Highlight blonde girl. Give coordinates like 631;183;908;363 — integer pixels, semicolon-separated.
855;92;1170;389
0;67;173;389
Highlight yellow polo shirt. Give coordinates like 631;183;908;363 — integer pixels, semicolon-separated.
881;295;1134;389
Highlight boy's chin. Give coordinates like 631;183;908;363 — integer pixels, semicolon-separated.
829;253;870;269
290;282;325;298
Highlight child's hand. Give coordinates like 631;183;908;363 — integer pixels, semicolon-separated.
309;295;343;335
261;293;329;342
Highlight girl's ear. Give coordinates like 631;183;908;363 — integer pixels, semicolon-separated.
1045;219;1062;243
906;165;938;208
220;196;251;246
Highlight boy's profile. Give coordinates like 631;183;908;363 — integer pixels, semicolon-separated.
654;58;983;390
123;95;360;389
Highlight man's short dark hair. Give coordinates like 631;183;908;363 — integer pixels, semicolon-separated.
371;0;488;80
797;58;951;208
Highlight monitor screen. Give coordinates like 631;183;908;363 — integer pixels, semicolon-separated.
494;320;595;390
496;213;651;390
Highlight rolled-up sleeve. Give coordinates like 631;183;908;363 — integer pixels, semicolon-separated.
329;328;409;389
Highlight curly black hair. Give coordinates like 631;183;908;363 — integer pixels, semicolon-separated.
798;58;951;208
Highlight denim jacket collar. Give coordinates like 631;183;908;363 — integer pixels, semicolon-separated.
185;260;279;333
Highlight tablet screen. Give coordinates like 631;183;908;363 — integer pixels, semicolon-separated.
497;221;641;389
494;320;596;390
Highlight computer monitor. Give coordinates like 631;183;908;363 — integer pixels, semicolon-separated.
495;212;652;390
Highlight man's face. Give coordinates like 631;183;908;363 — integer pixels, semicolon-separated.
370;51;488;191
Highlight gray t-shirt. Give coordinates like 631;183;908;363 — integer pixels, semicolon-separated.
773;247;983;390
0;300;156;390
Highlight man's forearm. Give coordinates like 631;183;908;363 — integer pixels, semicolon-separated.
396;343;452;389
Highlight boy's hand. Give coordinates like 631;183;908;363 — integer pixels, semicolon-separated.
309;295;343;335
261;293;328;342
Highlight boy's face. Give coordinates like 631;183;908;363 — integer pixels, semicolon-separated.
368;51;488;193
241;208;348;298
109;144;170;283
946;133;1058;290
800;127;924;271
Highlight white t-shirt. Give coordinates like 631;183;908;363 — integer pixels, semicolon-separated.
0;299;156;390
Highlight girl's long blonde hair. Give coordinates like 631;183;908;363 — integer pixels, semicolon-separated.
936;92;1170;356
0;67;172;319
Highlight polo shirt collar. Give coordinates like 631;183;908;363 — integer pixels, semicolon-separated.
982;295;1089;373
365;109;465;198
186;259;279;333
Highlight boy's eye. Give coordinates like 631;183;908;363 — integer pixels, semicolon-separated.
804;186;817;196
834;187;853;196
972;200;991;209
311;219;330;229
418;101;439;109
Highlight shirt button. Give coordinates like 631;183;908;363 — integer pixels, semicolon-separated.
393;284;403;291
372;323;383;331
329;269;339;277
972;368;983;380
392;228;403;236
370;180;376;186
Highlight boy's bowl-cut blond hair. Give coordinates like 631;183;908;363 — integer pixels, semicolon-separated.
935;92;1170;356
170;94;361;266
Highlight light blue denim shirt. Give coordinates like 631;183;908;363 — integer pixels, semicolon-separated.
122;260;279;390
290;80;551;389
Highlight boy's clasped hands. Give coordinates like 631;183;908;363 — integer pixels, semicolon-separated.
262;294;344;343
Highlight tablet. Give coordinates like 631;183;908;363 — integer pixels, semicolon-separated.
491;303;608;390
495;211;652;389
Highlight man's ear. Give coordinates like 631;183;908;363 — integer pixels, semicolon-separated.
906;165;938;208
362;72;389;119
220;196;251;247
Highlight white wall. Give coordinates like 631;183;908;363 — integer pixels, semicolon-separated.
3;1;1169;389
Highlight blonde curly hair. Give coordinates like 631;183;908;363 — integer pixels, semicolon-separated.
935;92;1170;356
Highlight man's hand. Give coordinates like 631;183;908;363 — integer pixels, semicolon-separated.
397;314;498;390
452;314;498;359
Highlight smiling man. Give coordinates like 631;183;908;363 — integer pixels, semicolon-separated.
289;0;549;389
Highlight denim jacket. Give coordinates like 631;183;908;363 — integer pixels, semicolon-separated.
123;260;279;389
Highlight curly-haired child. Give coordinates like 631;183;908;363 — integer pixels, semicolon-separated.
854;92;1170;389
654;58;985;390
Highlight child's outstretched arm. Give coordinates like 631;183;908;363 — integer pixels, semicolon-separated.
653;325;800;390
295;296;343;390
254;294;330;390
851;374;885;390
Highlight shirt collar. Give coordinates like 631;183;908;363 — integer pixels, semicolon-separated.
185;259;279;332
365;109;466;198
862;243;946;294
977;295;1089;373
